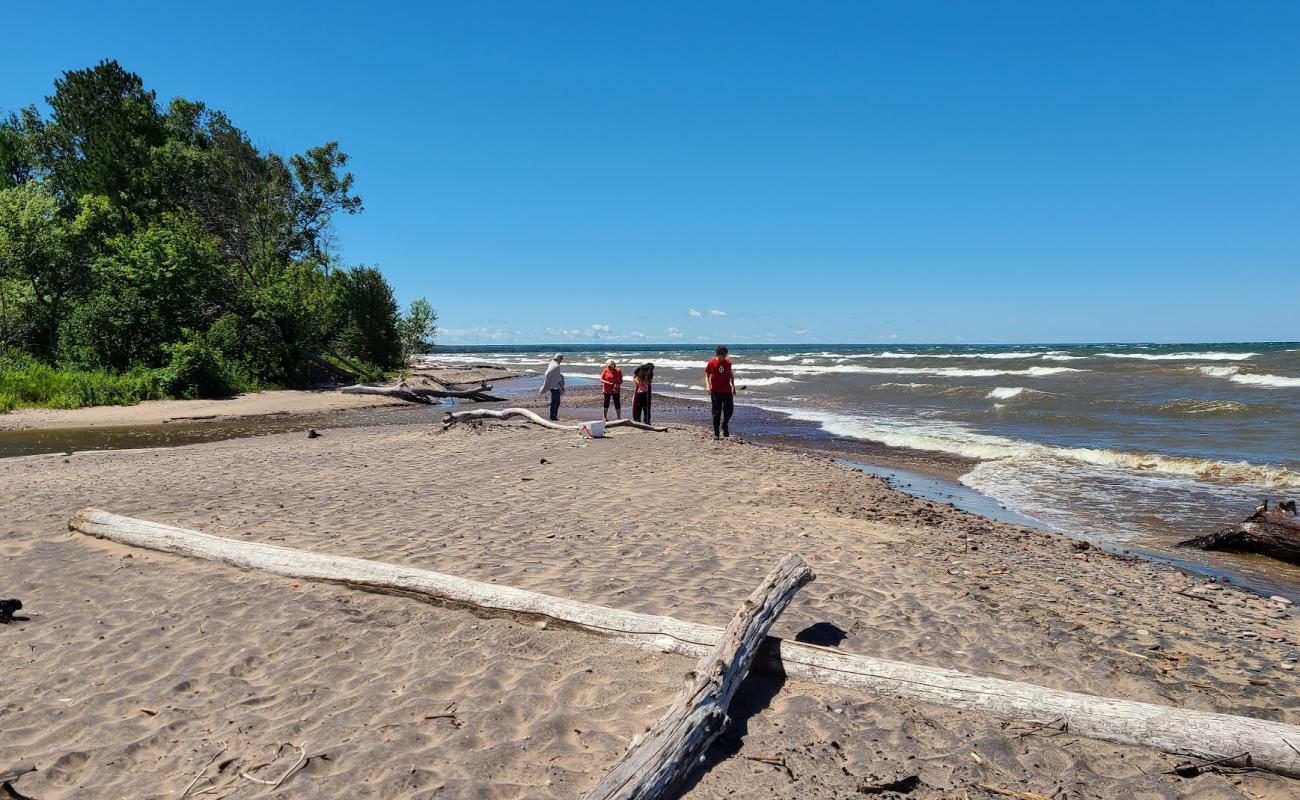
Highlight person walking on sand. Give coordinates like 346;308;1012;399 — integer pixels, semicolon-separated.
540;354;565;421
704;345;736;439
600;359;624;421
632;362;654;425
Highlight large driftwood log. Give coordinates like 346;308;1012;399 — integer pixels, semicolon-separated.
444;407;668;432
583;555;813;799
1179;508;1300;566
340;384;505;404
68;509;1300;779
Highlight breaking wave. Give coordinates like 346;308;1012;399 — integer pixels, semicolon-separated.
755;404;1300;491
1195;366;1300;388
1101;351;1257;361
986;387;1027;400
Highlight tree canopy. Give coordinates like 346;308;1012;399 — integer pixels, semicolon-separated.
0;60;434;400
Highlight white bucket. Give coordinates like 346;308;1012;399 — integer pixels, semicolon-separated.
581;420;606;438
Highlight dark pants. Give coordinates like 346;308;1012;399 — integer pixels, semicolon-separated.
602;392;621;417
710;391;734;437
548;389;562;421
632;391;651;424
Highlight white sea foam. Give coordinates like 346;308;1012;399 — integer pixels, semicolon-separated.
1195;366;1300;388
757;364;1083;378
1100;351;1257;361
1228;373;1300;388
845;351;1049;360
737;376;798;387
986;387;1027;400
768;355;798;362
753;403;1300;491
1040;354;1089;361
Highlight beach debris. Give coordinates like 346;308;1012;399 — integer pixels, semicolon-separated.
306;428;320;439
858;774;920;794
177;742;226;799
340;381;504;404
974;784;1054;800
1179;502;1300;566
68;508;1300;780
0;764;36;799
0;598;23;624
743;755;794;780
239;743;309;790
1166;751;1255;778
581;554;814;799
444;407;667;433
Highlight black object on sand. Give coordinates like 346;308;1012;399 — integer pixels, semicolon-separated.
0;598;22;624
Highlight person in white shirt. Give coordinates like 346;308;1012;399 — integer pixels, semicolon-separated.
540;354;566;420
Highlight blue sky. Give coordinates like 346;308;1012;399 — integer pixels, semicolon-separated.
3;2;1298;345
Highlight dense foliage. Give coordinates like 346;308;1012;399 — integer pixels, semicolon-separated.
0;60;436;408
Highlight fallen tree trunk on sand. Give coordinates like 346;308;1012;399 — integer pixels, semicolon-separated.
340;383;505;404
444;407;668;432
583;555;813;799
69;508;1300;779
1179;508;1300;566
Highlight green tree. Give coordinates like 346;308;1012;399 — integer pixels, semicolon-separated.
0;182;110;360
0;106;43;189
0;61;419;407
398;297;438;365
39;60;166;220
327;266;401;369
59;212;227;370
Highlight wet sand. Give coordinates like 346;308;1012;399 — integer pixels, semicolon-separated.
3;402;1299;798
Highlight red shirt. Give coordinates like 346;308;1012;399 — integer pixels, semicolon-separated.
705;358;734;393
601;367;623;394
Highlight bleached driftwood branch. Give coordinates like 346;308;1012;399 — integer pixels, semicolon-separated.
340;383;505;404
583;554;814;799
68;509;1300;779
444;407;668;432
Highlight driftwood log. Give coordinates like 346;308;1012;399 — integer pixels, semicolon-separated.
68;509;1300;779
444;407;668;432
583;555;813;799
340;383;505;404
1179;506;1300;566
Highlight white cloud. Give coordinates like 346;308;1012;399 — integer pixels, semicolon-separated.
546;327;581;338
793;328;809;336
588;323;611;334
688;308;702;317
666;326;683;338
708;309;727;317
629;331;646;339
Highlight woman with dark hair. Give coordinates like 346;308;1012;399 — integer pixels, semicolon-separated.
703;345;735;439
632;362;654;425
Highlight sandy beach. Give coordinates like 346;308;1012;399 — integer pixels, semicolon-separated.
0;390;405;431
3;405;1299;799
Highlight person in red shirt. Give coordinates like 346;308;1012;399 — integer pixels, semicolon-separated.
600;359;624;421
703;345;736;439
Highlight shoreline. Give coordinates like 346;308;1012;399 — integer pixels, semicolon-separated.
9;371;1299;599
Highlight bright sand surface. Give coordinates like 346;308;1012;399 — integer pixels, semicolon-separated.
3;418;1300;798
0;390;403;430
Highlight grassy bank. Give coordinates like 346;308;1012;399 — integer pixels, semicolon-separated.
0;360;170;413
